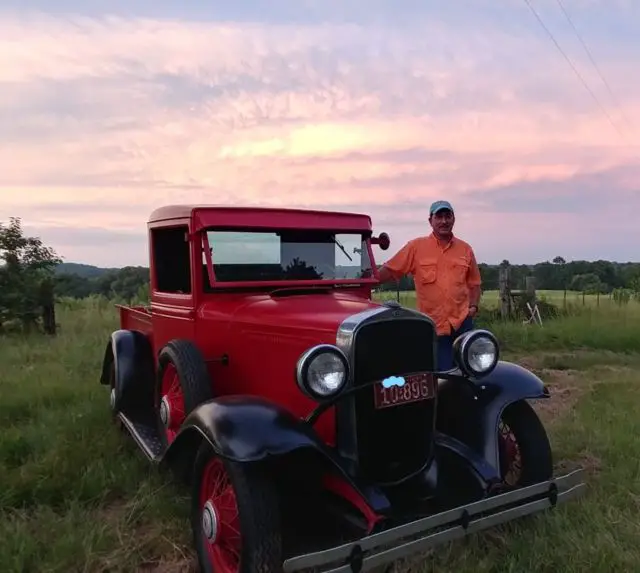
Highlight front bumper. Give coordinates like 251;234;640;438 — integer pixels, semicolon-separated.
283;468;586;573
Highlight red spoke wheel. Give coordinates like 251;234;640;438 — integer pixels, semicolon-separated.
156;340;215;449
192;443;282;573
497;400;553;486
159;362;185;444
498;420;523;485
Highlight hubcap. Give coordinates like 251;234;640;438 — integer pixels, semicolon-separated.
110;388;116;410
159;396;170;427
202;500;218;544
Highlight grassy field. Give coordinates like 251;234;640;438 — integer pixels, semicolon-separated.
1;292;640;572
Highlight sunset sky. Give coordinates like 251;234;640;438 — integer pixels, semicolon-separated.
1;1;639;268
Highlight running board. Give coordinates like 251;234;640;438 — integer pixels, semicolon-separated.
283;468;586;572
118;412;164;462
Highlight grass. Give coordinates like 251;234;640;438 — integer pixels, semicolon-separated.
1;294;640;572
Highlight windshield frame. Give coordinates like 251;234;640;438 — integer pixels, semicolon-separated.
201;227;380;290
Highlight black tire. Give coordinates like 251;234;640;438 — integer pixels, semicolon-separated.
155;339;215;448
499;400;553;486
192;442;283;573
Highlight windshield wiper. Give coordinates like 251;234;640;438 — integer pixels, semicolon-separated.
334;236;353;262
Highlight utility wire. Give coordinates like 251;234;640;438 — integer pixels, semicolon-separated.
554;0;636;137
522;0;629;144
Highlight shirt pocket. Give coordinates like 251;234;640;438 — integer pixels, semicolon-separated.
417;260;438;284
451;259;469;284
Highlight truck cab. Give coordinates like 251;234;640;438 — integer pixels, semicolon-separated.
116;204;391;447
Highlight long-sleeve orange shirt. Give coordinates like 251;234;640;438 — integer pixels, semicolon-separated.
383;233;482;335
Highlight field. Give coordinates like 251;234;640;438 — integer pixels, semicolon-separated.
2;291;640;572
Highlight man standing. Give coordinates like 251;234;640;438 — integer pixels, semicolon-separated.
377;200;482;370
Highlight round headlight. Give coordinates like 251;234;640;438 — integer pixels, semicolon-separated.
456;329;499;376
296;345;349;400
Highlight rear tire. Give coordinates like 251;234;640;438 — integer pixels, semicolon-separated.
192;442;283;573
498;400;553;486
155;339;214;448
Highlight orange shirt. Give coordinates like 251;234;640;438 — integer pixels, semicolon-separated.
383;234;482;335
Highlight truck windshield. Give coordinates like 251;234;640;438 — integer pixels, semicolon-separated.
204;229;374;283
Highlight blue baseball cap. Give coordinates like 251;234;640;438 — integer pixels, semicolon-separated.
429;200;454;215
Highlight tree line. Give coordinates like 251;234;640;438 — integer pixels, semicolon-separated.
55;257;640;301
2;217;640;332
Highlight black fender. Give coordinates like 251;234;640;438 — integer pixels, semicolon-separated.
100;329;155;416
436;360;549;472
162;395;391;513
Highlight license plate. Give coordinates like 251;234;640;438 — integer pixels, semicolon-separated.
373;373;435;410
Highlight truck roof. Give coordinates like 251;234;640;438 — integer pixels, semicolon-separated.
148;204;373;232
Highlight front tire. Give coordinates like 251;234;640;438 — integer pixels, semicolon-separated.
498;400;553;486
192;443;283;573
155;339;214;448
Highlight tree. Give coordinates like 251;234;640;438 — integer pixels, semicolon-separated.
0;217;62;331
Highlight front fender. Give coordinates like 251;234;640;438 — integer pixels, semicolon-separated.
473;361;549;470
163;395;391;513
169;395;332;461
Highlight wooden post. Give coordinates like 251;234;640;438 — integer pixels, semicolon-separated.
499;265;511;320
39;278;57;336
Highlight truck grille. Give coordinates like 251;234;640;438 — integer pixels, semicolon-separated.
348;315;437;485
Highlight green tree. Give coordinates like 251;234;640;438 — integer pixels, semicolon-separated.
0;217;62;331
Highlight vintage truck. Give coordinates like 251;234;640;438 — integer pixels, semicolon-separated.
100;204;585;573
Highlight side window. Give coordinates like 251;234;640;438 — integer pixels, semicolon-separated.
152;226;191;294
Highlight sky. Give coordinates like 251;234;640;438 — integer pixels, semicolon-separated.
1;0;639;268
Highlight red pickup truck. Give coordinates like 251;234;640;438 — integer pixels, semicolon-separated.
100;204;585;573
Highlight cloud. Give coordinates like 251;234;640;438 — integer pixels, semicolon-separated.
0;4;639;265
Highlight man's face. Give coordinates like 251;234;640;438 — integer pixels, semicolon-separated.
429;208;455;236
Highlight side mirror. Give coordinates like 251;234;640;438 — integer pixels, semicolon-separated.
371;232;390;251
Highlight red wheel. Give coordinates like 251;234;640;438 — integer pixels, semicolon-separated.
498;419;522;485
159;362;186;445
199;458;242;572
498;400;553;486
192;443;282;573
155;340;214;449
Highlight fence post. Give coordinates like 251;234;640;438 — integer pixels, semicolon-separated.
499;265;511;320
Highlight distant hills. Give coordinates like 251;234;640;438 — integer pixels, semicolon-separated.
55;262;131;277
55;262;364;279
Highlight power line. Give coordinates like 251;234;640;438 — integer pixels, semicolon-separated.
554;0;635;137
521;0;629;144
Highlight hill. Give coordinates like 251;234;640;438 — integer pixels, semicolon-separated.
55;262;119;278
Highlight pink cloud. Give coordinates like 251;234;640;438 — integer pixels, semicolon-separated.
0;8;639;265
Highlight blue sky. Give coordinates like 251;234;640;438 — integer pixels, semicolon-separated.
0;0;639;266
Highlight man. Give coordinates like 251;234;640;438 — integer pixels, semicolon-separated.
377;200;482;370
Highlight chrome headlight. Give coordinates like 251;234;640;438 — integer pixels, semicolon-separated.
296;344;349;400
454;329;499;377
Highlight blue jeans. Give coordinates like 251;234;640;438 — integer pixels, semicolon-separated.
436;315;474;371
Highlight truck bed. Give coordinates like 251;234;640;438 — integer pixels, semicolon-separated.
116;304;152;334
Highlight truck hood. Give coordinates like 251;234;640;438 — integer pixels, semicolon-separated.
224;290;381;346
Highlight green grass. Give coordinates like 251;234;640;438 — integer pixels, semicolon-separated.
1;297;640;572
